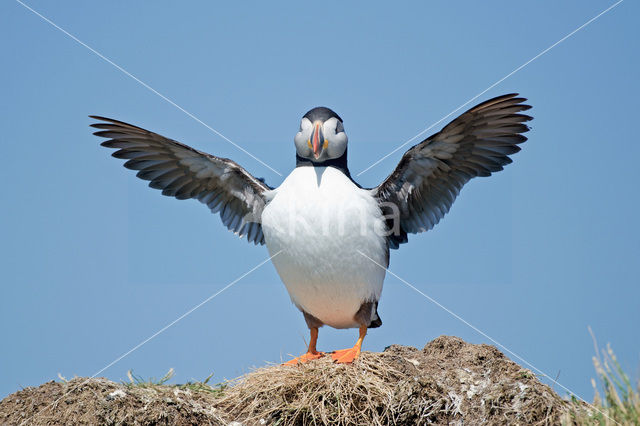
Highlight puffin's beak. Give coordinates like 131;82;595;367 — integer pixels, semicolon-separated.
311;122;324;159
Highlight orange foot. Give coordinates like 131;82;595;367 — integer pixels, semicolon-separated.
284;351;325;365
331;346;361;364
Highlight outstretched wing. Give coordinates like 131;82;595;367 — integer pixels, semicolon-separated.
372;94;532;249
91;116;271;245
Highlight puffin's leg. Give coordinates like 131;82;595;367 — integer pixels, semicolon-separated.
284;327;325;365
331;325;367;364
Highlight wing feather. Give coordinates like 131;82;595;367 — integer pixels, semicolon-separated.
91;116;271;245
371;94;532;248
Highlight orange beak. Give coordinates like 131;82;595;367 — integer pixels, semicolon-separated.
311;122;323;158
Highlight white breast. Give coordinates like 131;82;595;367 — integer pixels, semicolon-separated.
261;166;388;329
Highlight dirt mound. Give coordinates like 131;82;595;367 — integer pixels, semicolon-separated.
0;376;226;425
0;336;588;425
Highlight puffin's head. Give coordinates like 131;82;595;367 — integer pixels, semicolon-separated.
294;107;348;162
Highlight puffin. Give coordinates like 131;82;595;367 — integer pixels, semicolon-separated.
91;93;532;364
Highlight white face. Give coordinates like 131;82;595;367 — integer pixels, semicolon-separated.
294;116;348;162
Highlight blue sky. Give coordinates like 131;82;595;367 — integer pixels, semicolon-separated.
1;1;638;402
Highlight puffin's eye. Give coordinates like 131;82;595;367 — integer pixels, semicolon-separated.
336;121;344;134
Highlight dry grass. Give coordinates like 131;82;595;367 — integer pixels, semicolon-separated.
215;353;411;425
567;341;640;426
5;336;635;425
215;337;580;425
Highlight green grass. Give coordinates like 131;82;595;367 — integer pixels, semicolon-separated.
176;372;228;396
568;331;640;425
123;368;227;397
587;343;639;425
123;368;175;388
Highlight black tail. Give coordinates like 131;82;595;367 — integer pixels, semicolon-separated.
369;307;382;328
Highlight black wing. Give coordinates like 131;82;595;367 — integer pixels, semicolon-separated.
91;116;271;245
371;94;532;249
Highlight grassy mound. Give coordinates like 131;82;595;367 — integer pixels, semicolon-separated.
217;337;578;424
1;336;621;425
